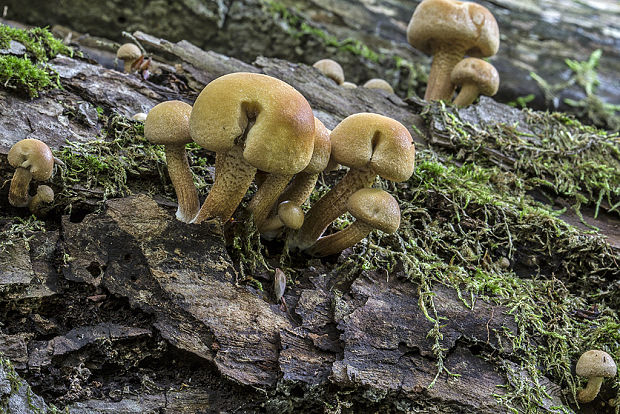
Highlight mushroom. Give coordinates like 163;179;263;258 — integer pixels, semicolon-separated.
259;117;332;236
116;43;142;73
307;188;400;256
291;113;415;250
28;185;54;217
341;82;357;89
132;112;148;122
407;0;499;101
362;78;394;94
7;139;54;208
312;59;345;85
576;350;617;403
189;72;315;224
144;100;199;223
451;58;499;107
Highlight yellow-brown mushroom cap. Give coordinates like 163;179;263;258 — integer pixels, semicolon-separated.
117;43;141;61
313;59;345;85
7;138;54;181
407;0;499;57
363;79;394;94
451;58;499;96
576;350;617;378
303;118;331;174
330;113;416;182
189;72;315;175
144;100;193;146
347;188;401;233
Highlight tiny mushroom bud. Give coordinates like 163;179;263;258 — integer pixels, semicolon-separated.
307;188;400;257
7;139;54;208
274;268;287;304
28;185;54;217
341;81;357;89
291;113;415;250
117;43;142;73
144;100;200;223
189;72;314;224
576;350;617;403
407;0;499;101
313;59;345;85
362;78;394;94
132;112;148;122
451;58;499;107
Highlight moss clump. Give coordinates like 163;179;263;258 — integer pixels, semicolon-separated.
425;102;620;217
0;24;74;97
0;216;45;256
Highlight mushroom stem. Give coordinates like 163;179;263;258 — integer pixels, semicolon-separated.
425;42;466;101
191;145;256;224
453;83;480;107
578;377;604;403
291;168;375;250
8;167;33;207
306;221;373;257
248;173;292;232
165;145;200;223
123;61;134;73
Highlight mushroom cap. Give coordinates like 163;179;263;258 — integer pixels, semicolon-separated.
303;118;331;174
278;201;305;230
341;82;357;89
7;138;54;181
117;43;141;61
347;188;401;233
330;113;416;182
363;79;394;94
451;58;499;96
313;59;345;85
144;100;193;146
189;72;315;175
576;350;617;378
34;185;55;203
407;0;499;57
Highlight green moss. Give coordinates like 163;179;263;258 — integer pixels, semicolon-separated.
424;102;620;217
0;24;74;97
0;216;45;256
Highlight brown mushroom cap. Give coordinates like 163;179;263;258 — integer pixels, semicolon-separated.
576;350;617;378
303;118;331;174
313;59;345;85
362;79;394;94
451;58;499;97
407;0;499;58
278;201;305;230
347;188;400;233
190;72;315;175
117;43;141;61
330;113;416;182
144;101;193;146
8;139;54;181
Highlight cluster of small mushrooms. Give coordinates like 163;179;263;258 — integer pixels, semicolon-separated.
6;138;57;217
312;58;395;94
143;72;416;257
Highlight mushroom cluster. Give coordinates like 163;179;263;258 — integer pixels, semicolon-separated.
6;138;57;217
406;0;501;106
143;71;415;257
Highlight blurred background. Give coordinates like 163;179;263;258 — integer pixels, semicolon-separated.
2;0;619;130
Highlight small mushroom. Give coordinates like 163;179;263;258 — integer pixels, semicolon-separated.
576;350;617;403
132;112;148;122
28;185;54;217
291;113;415;250
312;59;345;85
189;72;315;224
7;139;54;208
341;81;357;89
273;268;287;311
116;43;142;73
144;100;199;223
259;117;331;236
307;188;400;257
407;0;499;101
362;78;394;94
451;58;499;107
